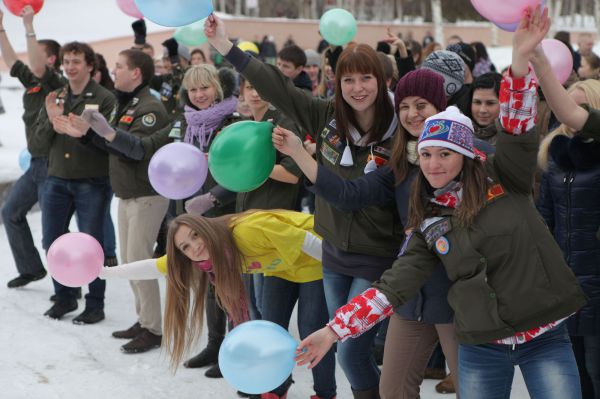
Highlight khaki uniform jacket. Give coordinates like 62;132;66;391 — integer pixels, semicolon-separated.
373;127;587;345
108;86;170;199
30;79;116;179
236;50;403;257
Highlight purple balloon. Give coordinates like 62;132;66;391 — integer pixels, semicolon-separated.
495;20;520;32
148;142;208;200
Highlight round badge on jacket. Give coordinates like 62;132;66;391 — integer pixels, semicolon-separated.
435;236;450;255
142;113;156;127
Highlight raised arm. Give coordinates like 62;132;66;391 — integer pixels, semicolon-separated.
205;14;331;135
21;6;45;78
0;9;18;69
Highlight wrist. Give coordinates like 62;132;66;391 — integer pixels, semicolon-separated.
214;39;234;56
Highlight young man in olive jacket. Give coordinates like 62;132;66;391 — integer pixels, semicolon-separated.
0;7;64;288
61;49;171;353
31;42;116;324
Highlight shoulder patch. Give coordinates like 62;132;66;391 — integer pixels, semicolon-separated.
142;113;156;127
435;236;450;255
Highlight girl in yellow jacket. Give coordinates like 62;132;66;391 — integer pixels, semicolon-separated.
99;210;336;399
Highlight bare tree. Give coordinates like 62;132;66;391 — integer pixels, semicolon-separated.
595;0;600;38
431;0;443;45
395;0;404;21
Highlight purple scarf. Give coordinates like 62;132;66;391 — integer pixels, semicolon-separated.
183;96;238;149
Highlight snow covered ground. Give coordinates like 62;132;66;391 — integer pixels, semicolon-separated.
0;1;539;397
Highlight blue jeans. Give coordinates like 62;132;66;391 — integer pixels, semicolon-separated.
571;335;600;398
261;276;336;398
459;323;582;399
322;268;380;391
1;157;47;276
42;176;111;309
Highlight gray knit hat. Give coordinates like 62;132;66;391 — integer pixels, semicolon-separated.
421;50;466;98
304;49;320;67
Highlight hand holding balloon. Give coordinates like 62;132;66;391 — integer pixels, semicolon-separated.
294;326;338;369
204;14;233;55
3;0;43;17
20;4;34;26
272;125;304;157
511;5;550;78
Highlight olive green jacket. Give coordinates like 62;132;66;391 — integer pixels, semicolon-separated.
108;86;171;199
30;79;116;179
373;127;587;344
11;61;66;157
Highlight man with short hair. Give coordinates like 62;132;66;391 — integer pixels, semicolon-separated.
59;49;171;352
575;32;595;71
0;6;64;289
32;41;116;324
276;45;312;92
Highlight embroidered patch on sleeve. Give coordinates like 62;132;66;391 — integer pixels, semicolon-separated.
142;113;156;127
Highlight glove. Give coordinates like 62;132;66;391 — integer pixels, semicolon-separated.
132;19;147;45
81;109;114;138
185;193;215;215
162;38;179;64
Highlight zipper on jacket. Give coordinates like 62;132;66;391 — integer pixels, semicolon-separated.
564;173;574;261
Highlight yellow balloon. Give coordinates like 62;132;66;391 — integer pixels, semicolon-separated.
237;41;260;55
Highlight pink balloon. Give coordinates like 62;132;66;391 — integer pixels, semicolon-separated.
47;232;104;287
471;0;541;24
116;0;143;18
532;39;573;85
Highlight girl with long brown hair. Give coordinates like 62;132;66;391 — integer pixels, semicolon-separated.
294;8;587;399
205;15;400;398
98;210;334;399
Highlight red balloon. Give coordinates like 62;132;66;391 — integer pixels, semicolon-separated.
3;0;43;16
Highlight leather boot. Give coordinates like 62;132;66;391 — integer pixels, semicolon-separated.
351;387;380;399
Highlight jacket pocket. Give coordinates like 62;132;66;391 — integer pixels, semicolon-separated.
448;265;509;334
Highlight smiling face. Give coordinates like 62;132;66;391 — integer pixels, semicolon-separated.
62;51;93;87
398;96;438;138
340;72;378;114
471;88;500;127
187;84;218;110
419;146;465;189
112;54;138;92
174;224;209;262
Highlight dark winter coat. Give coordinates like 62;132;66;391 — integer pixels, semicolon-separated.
537;131;600;336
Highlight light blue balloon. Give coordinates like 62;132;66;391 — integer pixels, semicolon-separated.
319;8;357;46
219;320;297;394
19;149;31;172
134;0;213;27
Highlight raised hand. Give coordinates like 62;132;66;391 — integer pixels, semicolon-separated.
20;5;34;26
512;5;550;77
45;92;64;122
294;327;338;369
272;125;304;157
204;14;233;55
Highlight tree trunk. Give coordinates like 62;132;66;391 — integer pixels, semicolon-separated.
431;0;443;45
219;0;226;12
395;0;403;21
234;0;242;15
595;0;600;40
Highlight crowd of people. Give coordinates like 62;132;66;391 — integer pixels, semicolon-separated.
1;4;599;399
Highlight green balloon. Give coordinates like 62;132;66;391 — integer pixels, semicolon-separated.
174;18;208;47
319;8;357;46
208;121;276;192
